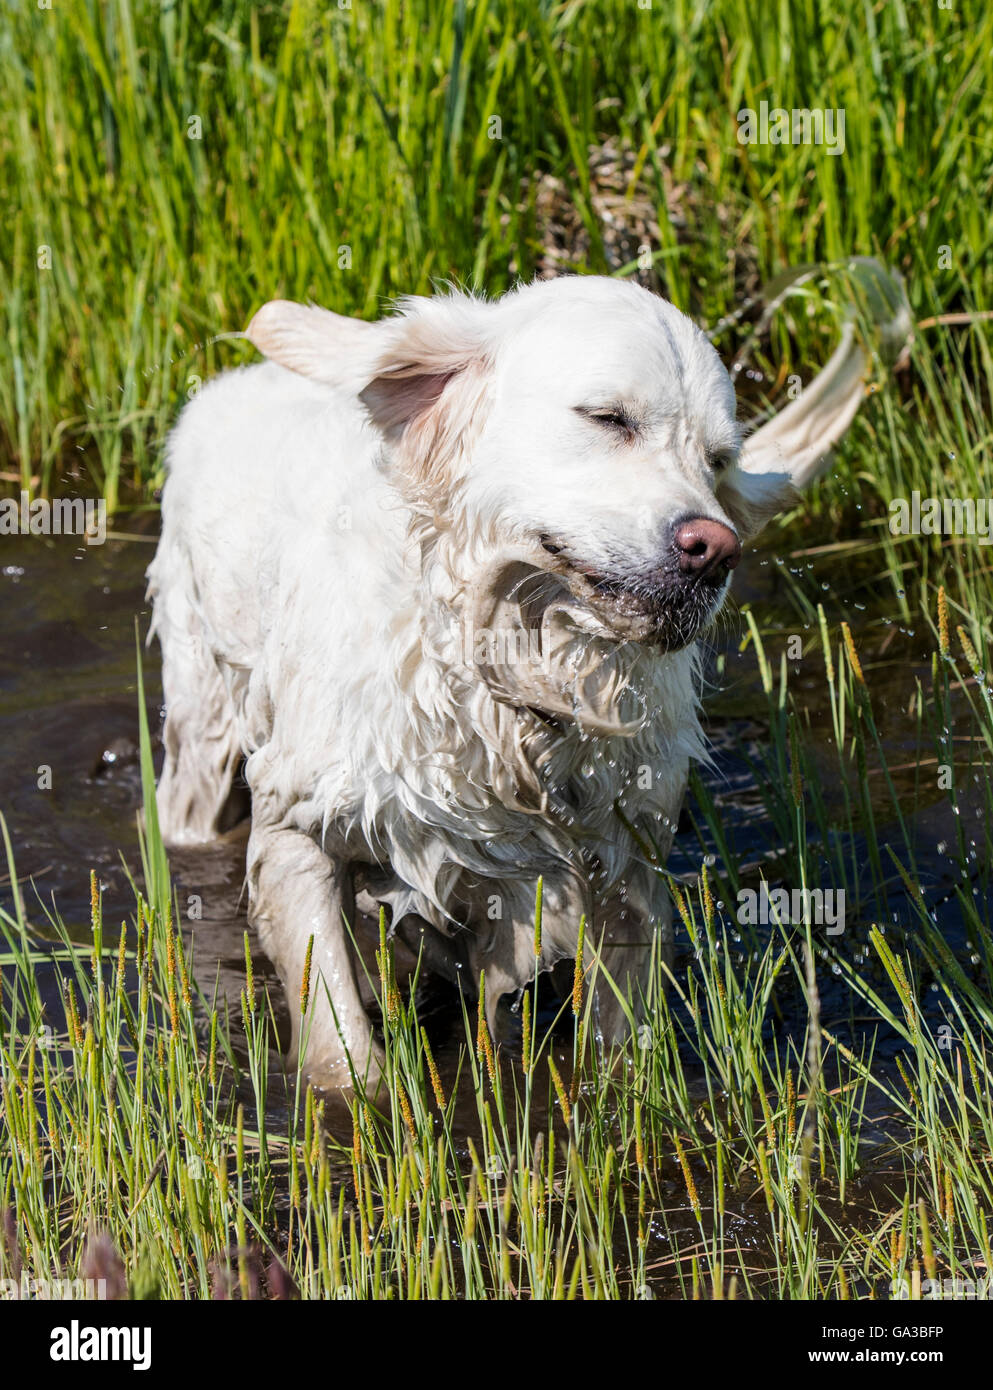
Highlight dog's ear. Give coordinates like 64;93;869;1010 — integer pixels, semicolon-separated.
246;296;491;420
736;321;867;491
246;296;493;503
245;301;397;390
358;300;489;434
717;468;798;544
719;319;869;542
357;296;494;504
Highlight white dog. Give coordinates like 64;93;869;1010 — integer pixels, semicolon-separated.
147;273;882;1086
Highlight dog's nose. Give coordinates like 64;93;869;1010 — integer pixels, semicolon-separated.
672;518;741;580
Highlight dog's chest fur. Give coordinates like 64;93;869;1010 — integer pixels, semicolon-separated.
269;594;703;931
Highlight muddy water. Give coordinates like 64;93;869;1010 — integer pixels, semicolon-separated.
0;526;158;1005
0;520;988;1120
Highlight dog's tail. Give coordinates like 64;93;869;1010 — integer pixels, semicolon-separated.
738;257;912;489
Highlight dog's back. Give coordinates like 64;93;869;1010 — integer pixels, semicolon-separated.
148;359;411;843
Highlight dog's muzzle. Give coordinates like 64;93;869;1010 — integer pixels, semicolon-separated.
538;516;741;652
458;519;741;734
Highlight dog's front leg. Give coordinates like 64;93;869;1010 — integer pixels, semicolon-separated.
246;823;382;1090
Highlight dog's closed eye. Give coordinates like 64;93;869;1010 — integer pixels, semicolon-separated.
575;404;638;439
707;449;736;472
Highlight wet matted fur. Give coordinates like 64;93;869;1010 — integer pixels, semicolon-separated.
148;274;879;1086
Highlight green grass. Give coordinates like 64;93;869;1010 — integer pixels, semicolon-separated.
1;0;991;519
1;594;991;1299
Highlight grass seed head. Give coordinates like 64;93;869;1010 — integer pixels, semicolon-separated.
937;585;950;656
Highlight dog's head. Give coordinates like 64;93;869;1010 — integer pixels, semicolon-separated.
249;277;794;666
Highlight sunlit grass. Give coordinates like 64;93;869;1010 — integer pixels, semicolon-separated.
1;0;990;524
1;589;990;1299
